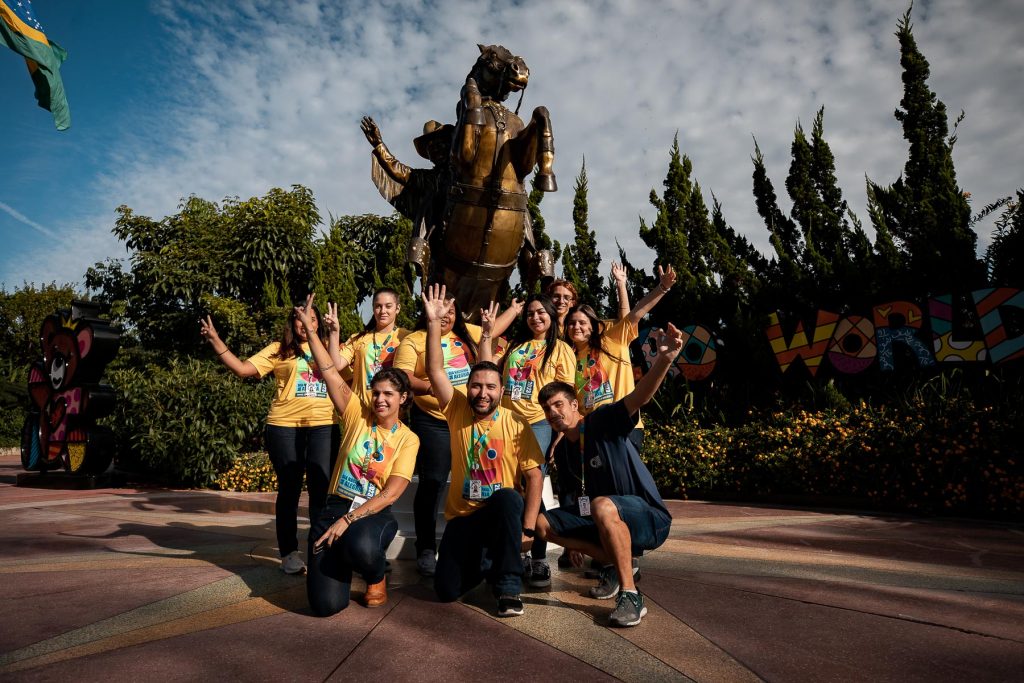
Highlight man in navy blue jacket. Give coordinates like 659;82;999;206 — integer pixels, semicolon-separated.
537;324;683;627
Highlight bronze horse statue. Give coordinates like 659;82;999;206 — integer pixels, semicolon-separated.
366;44;556;321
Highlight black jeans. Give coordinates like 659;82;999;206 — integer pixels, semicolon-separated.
307;498;398;617
264;424;339;557
434;488;525;601
410;405;451;554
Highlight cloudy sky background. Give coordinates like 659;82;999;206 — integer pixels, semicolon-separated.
2;0;1022;294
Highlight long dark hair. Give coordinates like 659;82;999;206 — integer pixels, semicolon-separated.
565;304;626;364
503;294;558;372
273;305;325;360
362;288;401;334
414;295;478;362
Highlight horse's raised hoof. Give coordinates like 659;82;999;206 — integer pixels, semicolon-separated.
535;174;557;192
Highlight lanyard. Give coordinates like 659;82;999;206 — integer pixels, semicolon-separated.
371;329;395;366
576;421;587;496
468;409;500;472
361;421;400;484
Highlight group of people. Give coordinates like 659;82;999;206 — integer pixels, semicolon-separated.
199;264;680;627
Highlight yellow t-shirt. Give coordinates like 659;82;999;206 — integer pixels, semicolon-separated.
393;324;482;420
327;396;419;500
246;342;335;427
575;318;642;428
442;392;543;520
340;327;410;407
499;338;576;424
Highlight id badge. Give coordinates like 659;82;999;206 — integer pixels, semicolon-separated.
469;479;483;500
578;495;591;517
371;362;383;375
510;384;523;401
349;495;369;512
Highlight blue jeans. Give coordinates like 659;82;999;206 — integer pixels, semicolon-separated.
307;498;398;617
265;424;339;557
434;488;525;601
410;404;452;553
527;419;552;561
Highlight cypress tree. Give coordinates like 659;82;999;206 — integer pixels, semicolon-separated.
867;6;982;295
561;159;605;310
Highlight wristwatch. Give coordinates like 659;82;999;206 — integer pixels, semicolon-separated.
522;528;535;538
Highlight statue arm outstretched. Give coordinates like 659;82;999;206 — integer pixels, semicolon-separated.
363;116;411;202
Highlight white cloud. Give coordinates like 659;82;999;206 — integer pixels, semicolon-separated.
3;0;1022;289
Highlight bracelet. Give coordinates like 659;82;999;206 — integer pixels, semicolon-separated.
480;334;491;340
344;511;356;524
321;363;335;372
217;348;230;357
658;284;671;294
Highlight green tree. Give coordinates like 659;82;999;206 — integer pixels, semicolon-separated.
85;185;325;357
0;282;78;371
867;6;983;295
986;192;1024;287
327;213;417;329
561;159;605;310
640;134;726;325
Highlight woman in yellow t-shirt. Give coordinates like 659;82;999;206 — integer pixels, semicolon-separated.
200;305;338;576
566;263;677;451
323;288;409;408
295;295;419;615
393;295;520;577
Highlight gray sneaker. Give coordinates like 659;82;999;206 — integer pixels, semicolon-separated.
417;549;436;577
528;560;551;588
609;590;647;627
589;565;620;600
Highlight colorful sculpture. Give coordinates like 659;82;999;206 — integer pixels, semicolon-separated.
22;301;120;474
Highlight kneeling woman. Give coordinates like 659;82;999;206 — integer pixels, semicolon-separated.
295;296;419;616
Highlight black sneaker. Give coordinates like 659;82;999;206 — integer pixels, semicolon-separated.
497;594;525;617
528;560;551;588
608;590;647;627
589;565;620;600
557;548;573;569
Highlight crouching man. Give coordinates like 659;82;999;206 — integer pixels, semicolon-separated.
423;284;544;617
537;324;684;627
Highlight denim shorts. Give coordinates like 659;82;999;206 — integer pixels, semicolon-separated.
543;495;671;556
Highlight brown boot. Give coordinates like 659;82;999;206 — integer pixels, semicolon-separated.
364;577;387;607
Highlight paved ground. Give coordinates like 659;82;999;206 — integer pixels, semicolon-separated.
1;454;1022;682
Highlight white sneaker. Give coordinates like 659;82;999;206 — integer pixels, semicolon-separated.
281;550;306;574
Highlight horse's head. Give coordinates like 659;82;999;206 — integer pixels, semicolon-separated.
472;44;529;102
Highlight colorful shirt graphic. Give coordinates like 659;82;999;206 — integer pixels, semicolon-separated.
442;392;543;519
328;397;418;500
499;338;576;424
246;342;335;427
340;328;410;407
573;318;643;428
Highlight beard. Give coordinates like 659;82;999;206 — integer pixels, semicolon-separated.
471;395;496;416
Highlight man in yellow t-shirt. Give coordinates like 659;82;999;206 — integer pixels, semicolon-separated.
422;284;543;618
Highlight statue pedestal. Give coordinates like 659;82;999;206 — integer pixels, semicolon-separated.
16;470;120;490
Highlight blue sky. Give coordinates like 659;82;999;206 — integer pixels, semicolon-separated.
2;0;1022;292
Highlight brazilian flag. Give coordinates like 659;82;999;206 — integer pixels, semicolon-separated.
1;0;70;130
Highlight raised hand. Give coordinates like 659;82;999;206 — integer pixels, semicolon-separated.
657;264;677;291
361;116;383;147
509;297;525;317
199;315;220;345
480;301;500;337
322;301;339;334
422;283;449;323
654;323;684;360
611;261;627;284
294;293;316;330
